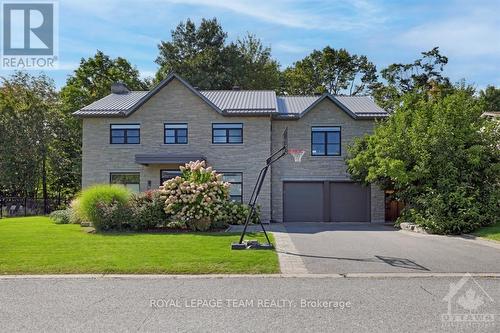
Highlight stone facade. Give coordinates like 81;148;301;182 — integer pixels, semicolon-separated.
270;99;385;223
81;78;385;223
82;78;272;221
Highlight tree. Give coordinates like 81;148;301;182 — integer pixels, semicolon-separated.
61;50;148;113
155;18;280;90
479;85;500;112
281;46;378;95
232;34;280;90
373;47;452;110
57;51;148;199
346;87;500;234
0;72;59;211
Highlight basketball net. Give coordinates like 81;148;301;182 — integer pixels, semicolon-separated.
288;149;305;163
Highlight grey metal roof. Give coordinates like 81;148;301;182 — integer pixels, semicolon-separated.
73;73;388;119
277;95;387;119
200;90;277;113
135;153;205;165
73;91;148;116
277;96;321;114
335;96;387;117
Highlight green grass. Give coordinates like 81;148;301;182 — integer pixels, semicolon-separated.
0;216;279;274
474;222;500;242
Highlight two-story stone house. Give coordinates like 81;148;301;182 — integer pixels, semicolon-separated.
74;73;388;223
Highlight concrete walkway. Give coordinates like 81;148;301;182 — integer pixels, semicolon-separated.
227;224;308;274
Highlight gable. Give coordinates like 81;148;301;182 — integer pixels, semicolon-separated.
300;98;360;123
125;74;222;117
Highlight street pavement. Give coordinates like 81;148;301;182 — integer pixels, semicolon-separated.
1;275;499;332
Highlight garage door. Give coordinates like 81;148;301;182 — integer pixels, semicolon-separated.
283;182;370;222
283;182;324;222
330;182;370;222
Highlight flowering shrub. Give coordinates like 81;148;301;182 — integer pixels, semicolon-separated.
93;200;133;231
49;209;71;224
159;160;230;230
129;190;168;230
217;201;260;226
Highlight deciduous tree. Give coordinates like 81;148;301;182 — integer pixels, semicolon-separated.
155;18;280;90
281;46;378;95
346;87;499;234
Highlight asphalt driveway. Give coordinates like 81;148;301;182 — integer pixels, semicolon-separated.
282;223;500;274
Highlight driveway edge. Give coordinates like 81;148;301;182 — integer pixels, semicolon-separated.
271;225;309;274
399;229;500;250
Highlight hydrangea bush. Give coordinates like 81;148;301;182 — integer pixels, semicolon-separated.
159;160;230;230
217;201;260;226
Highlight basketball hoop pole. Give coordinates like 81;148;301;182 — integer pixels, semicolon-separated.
233;129;288;249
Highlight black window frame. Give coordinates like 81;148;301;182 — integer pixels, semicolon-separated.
109;172;140;192
212;123;243;144
160;169;182;185
222;172;243;203
164;123;188;144
311;126;341;156
110;124;141;144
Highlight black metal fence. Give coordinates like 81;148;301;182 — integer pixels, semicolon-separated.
0;197;62;218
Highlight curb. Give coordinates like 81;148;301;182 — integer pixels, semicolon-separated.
2;272;500;279
399;229;500;250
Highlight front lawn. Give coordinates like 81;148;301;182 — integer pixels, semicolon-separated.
0;216;279;274
474;222;500;242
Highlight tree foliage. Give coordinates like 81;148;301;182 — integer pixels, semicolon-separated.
373;47;452;110
346;88;500;234
0;72;59;198
155;18;280;90
479;85;500;112
281;46;378;95
61;50;147;113
54;51;148;200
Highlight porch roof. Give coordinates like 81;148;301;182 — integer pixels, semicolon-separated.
134;154;205;165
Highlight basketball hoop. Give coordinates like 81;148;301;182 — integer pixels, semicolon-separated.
288;149;305;163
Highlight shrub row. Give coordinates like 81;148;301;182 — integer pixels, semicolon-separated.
51;161;260;232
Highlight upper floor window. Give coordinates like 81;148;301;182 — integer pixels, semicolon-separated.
110;172;140;192
222;172;243;203
212;123;243;144
110;124;140;144
164;123;188;144
311;126;341;156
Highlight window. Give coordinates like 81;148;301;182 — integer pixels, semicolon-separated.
110;124;140;144
164;123;188;144
110;173;140;192
223;172;243;203
212;123;243;144
311;126;341;156
160;169;182;185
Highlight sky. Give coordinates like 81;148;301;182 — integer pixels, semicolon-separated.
1;0;499;90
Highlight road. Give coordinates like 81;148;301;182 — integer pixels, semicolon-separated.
1;275;499;332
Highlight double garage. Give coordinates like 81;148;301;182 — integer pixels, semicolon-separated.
283;181;371;223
